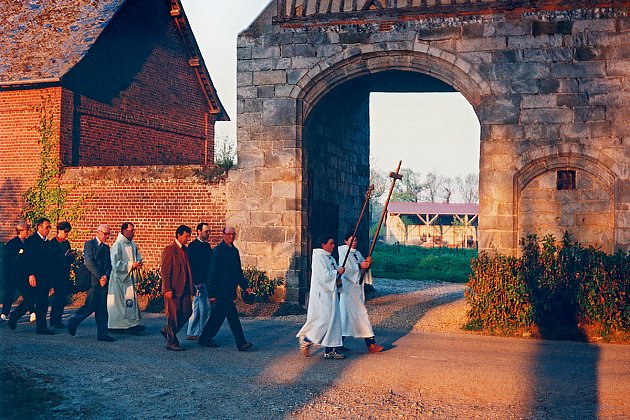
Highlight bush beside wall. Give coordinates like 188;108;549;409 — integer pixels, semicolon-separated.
465;233;629;340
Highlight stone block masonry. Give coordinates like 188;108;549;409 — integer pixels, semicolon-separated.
234;1;630;302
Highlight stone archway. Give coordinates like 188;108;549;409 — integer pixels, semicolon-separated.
296;49;485;269
232;1;630;303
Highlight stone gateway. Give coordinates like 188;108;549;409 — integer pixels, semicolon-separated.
232;0;630;303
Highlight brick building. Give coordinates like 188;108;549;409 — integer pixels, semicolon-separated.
0;0;229;265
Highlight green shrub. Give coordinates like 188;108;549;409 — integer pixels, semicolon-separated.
136;267;163;299
242;267;284;302
69;248;84;290
465;253;533;334
466;232;630;339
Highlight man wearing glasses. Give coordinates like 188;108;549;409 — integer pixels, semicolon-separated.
198;226;253;351
68;224;115;341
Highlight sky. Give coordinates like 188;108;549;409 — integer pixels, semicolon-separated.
180;0;480;179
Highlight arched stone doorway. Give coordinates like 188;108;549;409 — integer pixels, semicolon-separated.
231;2;630;303
298;54;482;267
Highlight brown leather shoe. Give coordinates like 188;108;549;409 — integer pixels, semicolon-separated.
368;343;383;353
166;344;185;351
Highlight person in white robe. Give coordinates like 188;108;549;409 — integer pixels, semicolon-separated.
296;234;346;359
107;222;144;333
338;231;383;353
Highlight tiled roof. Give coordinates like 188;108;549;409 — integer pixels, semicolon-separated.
387;202;479;215
0;0;126;83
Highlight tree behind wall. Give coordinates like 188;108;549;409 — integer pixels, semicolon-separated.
21;99;85;227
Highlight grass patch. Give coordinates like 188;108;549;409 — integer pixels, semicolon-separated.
0;366;63;419
371;244;476;283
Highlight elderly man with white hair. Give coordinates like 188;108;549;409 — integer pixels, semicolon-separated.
68;224;115;342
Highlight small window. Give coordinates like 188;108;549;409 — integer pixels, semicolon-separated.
557;170;576;190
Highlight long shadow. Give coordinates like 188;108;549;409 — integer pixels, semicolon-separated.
529;340;599;418
0;283;465;418
370;289;464;348
240;283;465;417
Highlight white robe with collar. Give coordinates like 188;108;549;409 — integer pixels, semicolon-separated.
107;233;142;329
338;244;375;338
296;248;342;348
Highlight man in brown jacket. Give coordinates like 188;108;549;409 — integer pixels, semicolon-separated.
160;225;193;351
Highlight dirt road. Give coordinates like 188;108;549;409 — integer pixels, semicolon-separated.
1;279;628;419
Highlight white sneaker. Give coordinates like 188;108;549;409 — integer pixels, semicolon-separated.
324;350;345;360
29;312;36;322
0;314;8;322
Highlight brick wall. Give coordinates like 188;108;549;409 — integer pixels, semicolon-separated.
63;165;227;268
1;0;222;247
0;87;62;240
62;0;213;167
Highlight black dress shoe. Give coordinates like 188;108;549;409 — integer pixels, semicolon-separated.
166;344;185;351
129;325;146;335
238;342;253;351
97;335;115;342
36;328;56;335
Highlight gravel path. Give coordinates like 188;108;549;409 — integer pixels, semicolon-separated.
2;278;628;419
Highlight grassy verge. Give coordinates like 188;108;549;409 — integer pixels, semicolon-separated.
371;244;476;283
0;366;63;419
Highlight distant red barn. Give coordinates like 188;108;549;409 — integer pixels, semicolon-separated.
386;202;479;248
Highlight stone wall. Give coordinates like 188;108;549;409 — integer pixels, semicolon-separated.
518;170;614;251
234;1;630;302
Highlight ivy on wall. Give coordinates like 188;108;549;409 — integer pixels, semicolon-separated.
21;98;87;226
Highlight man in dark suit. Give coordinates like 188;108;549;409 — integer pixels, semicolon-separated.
185;222;213;340
1;221;30;321
198;226;253;351
160;225;194;351
49;221;76;328
68;224;114;342
8;217;55;335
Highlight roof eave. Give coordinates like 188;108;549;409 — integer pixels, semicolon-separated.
171;0;230;122
0;78;61;90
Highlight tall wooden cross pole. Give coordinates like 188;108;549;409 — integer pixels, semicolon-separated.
361;160;403;284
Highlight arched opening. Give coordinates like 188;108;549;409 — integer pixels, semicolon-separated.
301;68;481;300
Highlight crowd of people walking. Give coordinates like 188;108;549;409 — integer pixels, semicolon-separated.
1;219;382;358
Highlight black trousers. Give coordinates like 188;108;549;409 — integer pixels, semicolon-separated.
1;277;19;316
68;284;109;339
50;277;72;324
164;294;192;346
10;281;49;332
198;298;246;348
